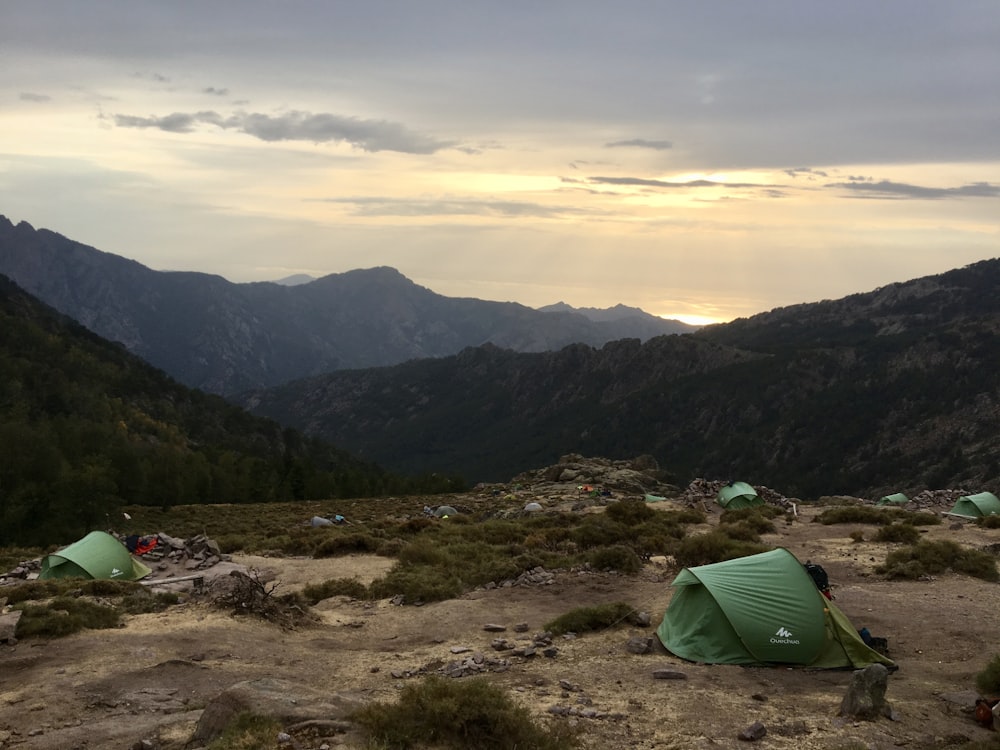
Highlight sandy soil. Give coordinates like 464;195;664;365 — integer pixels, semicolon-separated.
1;502;998;750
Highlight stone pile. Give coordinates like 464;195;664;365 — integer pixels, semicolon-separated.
0;558;40;583
390;628;560;680
139;532;227;576
510;453;677;496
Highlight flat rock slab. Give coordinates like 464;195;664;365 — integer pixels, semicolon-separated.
0;611;22;643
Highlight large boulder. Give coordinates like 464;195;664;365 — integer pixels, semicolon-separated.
185;678;365;748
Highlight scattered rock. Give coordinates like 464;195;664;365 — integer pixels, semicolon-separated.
625;636;653;654
839;663;892;721
737;721;767;741
652;668;687;680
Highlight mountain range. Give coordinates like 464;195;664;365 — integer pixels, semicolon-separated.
240;259;1000;497
0;216;693;395
2;213;998;501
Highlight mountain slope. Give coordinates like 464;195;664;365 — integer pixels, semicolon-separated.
241;259;1000;498
0;216;694;394
0;274;452;547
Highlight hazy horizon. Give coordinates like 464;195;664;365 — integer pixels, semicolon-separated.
3;3;998;324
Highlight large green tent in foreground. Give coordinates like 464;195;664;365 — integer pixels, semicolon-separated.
946;492;1000;520
656;548;895;669
39;531;151;581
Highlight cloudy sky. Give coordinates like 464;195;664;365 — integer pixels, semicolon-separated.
2;2;998;323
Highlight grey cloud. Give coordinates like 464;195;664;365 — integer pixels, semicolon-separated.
785;167;828;178
589;176;773;190
238;112;454;153
19;92;51;102
827;179;1000;200
203;87;230;96
113;108;455;154
605;138;673;150
113;111;223;133
318;196;586;219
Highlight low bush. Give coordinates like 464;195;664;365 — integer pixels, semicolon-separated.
15;596;121;638
873;523;921;545
544;601;641;637
975;653;1000;696
980;515;1000;529
301;577;368;604
587;545;643;574
604;498;657;525
849;530;866;543
672;530;770;568
312;532;382;558
815;506;942;527
876;540;999;582
119;589;180;615
206;711;283;750
352;676;579;750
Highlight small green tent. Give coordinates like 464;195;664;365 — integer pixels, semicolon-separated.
876;493;909;506
946;492;1000;520
656;548;894;669
39;531;151;581
716;481;762;510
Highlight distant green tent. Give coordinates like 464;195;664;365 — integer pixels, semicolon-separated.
946;492;1000;520
656;548;895;669
39;531;151;581
717;481;762;510
876;493;909;506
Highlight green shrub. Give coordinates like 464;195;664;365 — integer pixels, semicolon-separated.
980;515;1000;529
119;590;180;615
15;597;121;638
570;516;630;549
587;545;643;574
604;498;656;525
673;531;770;568
720;512;776;534
815;507;894;525
368;567;464;604
301;578;369;604
877;540;999;582
873;523;921;545
312;532;382;558
206;711;283;750
352;676;579;750
975;653;1000;695
721;505;784;523
544;601;641;636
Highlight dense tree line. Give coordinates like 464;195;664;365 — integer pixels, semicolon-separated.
0;276;464;547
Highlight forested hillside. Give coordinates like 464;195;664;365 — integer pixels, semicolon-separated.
242;260;1000;499
0;275;462;547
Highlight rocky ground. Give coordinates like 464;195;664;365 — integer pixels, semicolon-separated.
1;459;998;750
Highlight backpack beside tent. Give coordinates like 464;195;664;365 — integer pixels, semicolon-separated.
716;481;762;510
945;492;1000;520
656;548;894;669
38;531;152;581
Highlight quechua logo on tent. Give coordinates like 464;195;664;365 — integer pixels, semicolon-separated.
771;626;800;645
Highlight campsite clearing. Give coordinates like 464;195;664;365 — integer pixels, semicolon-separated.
1;497;998;750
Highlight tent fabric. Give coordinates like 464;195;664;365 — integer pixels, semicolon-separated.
433;505;458;517
716;481;762;509
39;531;152;581
876;493;909;506
656;548;895;669
946;492;1000;519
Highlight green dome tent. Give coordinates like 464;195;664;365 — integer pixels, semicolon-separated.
946;492;1000;520
39;531;152;581
716;481;762;510
876;493;909;506
656;548;895;669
